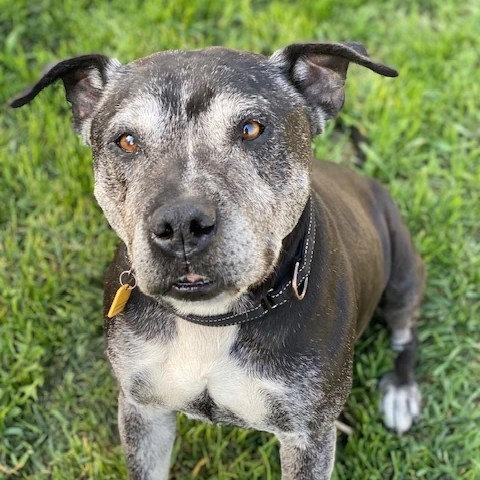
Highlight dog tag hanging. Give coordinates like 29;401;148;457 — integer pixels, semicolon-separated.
107;270;136;318
107;284;132;318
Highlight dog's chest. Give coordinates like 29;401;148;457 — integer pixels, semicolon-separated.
113;320;284;428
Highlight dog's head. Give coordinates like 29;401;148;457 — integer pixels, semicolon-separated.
11;43;396;316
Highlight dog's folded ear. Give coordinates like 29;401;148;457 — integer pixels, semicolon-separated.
9;55;120;143
270;42;398;134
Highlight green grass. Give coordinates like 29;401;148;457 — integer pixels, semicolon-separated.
1;0;479;478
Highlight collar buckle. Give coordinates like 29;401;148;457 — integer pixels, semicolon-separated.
262;289;276;310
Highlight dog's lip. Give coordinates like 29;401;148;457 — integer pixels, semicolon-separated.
171;273;216;294
177;273;209;284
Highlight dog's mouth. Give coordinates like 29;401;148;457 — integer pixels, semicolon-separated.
168;273;218;300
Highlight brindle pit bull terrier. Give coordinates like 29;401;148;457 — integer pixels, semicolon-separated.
11;42;424;480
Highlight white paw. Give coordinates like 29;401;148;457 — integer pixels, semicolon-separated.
379;378;421;434
391;328;413;352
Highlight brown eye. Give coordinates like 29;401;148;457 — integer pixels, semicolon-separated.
242;120;264;141
116;133;137;153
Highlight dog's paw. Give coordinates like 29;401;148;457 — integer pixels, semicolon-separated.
379;374;421;434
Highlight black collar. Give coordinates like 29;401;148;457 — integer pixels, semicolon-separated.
178;196;316;327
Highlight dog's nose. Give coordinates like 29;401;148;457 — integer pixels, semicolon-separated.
149;201;217;257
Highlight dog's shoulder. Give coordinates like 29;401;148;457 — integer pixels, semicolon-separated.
311;159;386;206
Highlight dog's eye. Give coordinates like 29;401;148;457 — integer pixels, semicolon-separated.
116;133;137;153
242;120;264;141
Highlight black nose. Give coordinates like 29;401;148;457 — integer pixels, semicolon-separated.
149;200;217;257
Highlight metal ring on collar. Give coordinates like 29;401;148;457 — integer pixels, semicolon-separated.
292;261;308;300
119;269;137;289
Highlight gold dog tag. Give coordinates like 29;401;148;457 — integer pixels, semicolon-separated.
107;284;132;318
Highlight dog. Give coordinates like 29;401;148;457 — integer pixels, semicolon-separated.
11;42;424;479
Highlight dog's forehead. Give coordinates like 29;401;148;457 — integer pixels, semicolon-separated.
129;47;272;83
94;47;300;137
110;47;289;105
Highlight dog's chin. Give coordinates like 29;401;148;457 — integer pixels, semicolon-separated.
138;256;279;318
161;290;247;317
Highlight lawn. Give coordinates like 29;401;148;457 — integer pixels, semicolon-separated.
1;0;479;479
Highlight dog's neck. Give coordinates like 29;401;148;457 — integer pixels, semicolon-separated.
251;195;314;298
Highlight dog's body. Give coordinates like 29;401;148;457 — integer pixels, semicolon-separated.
12;43;424;479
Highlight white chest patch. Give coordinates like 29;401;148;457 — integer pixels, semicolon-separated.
113;319;286;429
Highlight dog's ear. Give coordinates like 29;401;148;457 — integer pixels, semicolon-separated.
10;55;121;142
270;42;398;134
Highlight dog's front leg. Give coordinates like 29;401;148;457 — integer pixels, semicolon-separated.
118;392;176;480
277;424;336;480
